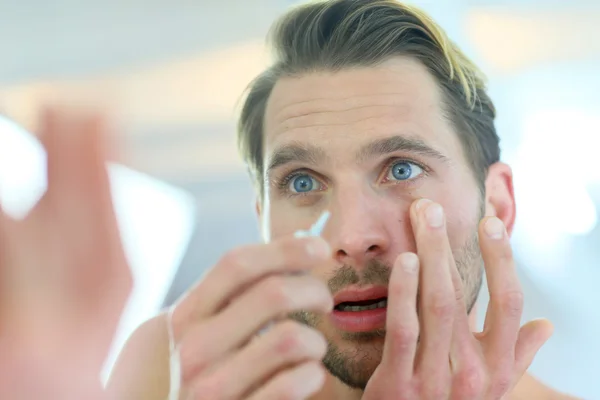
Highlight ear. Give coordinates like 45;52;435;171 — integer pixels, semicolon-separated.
255;198;262;219
255;197;265;240
468;302;479;331
484;162;516;236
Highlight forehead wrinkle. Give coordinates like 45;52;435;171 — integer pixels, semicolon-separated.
270;92;415;126
274;111;401;137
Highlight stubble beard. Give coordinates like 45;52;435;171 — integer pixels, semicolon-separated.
289;231;484;390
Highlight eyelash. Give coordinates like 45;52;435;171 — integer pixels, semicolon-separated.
381;158;430;183
276;157;430;197
276;171;317;197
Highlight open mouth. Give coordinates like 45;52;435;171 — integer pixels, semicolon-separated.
334;297;388;312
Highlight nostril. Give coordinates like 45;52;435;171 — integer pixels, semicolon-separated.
367;245;379;252
336;249;349;258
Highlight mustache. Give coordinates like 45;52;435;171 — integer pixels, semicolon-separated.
327;259;392;294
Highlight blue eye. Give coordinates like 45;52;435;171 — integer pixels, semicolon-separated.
387;161;423;181
290;174;317;193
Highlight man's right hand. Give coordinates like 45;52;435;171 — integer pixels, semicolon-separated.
168;236;334;400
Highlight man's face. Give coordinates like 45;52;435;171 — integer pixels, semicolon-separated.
259;57;485;389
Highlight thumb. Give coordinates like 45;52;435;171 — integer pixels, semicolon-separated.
514;318;553;374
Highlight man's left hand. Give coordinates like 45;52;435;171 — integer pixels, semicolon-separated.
363;199;553;400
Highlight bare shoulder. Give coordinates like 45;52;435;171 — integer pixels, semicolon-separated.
105;312;171;400
511;373;582;400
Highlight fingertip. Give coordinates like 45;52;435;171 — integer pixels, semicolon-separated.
481;216;506;240
304;236;332;260
298;361;327;399
532;318;554;342
515;318;554;373
521;319;553;351
410;198;447;231
396;252;420;274
410;197;429;218
388;253;420;305
413;197;431;211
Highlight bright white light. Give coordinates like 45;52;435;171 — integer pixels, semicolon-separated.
0;116;47;219
0;115;197;384
103;163;197;383
513;109;600;240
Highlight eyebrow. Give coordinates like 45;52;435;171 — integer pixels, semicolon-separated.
356;135;450;164
266;141;329;176
265;135;449;176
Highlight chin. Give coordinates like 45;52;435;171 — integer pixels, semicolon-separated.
322;329;386;390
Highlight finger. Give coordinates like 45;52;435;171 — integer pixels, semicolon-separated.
0;191;59;316
187;321;326;400
41;108;111;208
38;108;131;367
0;203;23;291
178;274;332;381
410;199;454;389
245;361;325;400
38;108;128;288
514;318;553;375
173;235;331;327
0;204;43;334
380;252;420;380
479;217;522;365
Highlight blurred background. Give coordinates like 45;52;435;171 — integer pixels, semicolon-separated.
0;0;598;398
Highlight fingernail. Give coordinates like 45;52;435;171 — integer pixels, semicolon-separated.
484;217;505;239
425;203;444;228
399;253;419;274
415;198;431;211
307;238;331;258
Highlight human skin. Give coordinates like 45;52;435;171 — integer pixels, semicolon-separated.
258;56;551;399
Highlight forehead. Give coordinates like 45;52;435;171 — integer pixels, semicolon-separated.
263;57;463;162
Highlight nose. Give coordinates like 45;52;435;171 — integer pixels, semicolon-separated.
326;190;393;267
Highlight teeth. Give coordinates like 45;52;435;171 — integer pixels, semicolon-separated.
338;299;387;312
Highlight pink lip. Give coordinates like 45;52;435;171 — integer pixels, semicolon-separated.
330;286;388;333
332;285;388;306
330;308;387;332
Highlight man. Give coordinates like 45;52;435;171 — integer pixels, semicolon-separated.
104;0;581;399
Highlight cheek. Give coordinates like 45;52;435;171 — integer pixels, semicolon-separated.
393;203;418;252
416;179;481;248
265;200;318;239
440;196;481;249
